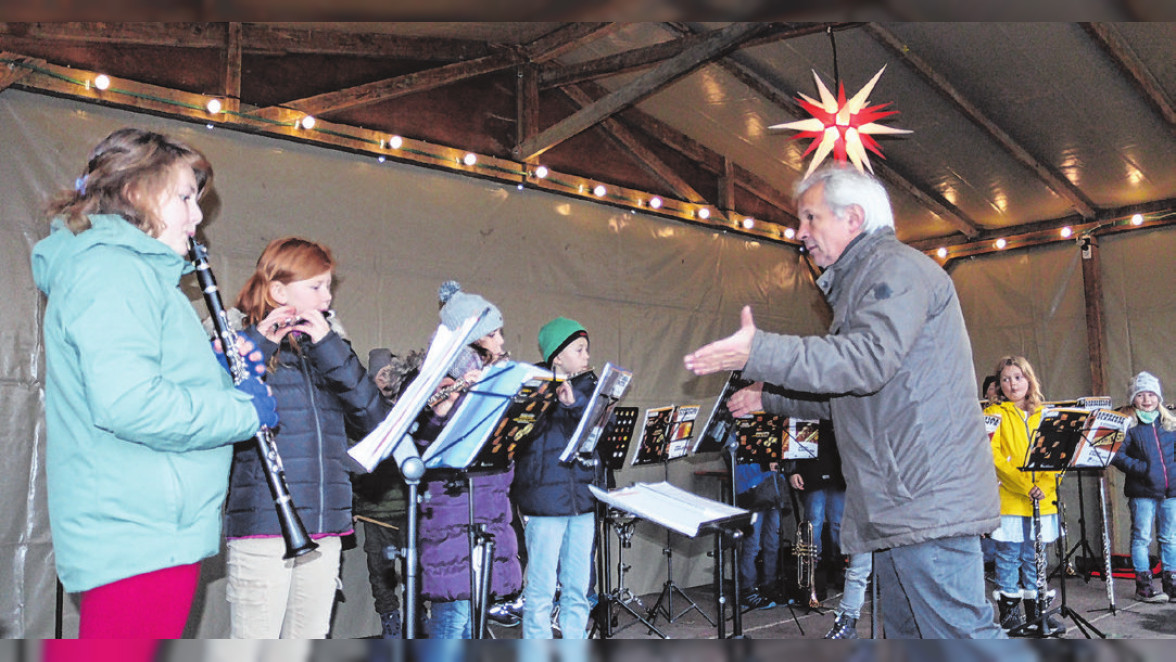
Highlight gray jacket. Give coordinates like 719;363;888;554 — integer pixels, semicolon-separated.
743;228;999;554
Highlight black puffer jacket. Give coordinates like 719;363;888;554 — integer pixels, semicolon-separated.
225;327;387;537
511;370;599;517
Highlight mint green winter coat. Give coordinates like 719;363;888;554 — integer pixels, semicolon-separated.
32;215;261;593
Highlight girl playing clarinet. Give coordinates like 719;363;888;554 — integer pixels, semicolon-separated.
32;127;277;639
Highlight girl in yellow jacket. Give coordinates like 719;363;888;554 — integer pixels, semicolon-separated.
984;355;1065;635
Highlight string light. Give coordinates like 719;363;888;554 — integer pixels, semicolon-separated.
784;228;796;240
936;247;948;258
1060;226;1072;238
388;135;403;149
1132;213;1144;226
93;74;110;90
534;165;549;179
593;185;606;197
299;115;316;130
649;197;662;209
995;238;1007;249
206;98;222;114
463;152;477;166
697;208;711;220
742;217;755;230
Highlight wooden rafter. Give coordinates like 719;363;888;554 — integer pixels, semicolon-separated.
523;23;618;63
1082;22;1176;129
220;22;241;113
0;51;38;90
865;23;1098;220
0;22;497;61
265;24;615;119
659;22;982;239
562;83;706;204
604;95;796;215
517;63;539;163
515;22;769;162
271;50;525;118
540;23;846;90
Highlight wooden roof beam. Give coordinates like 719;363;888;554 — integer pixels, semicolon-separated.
0;52;38;91
270;50;526;118
540;23;844;90
267;24;614;119
0;22;498;61
865;22;1098;220
219;23;241;114
523;23;618;64
562;83;707;204
515;22;769;162
1082;22;1176;130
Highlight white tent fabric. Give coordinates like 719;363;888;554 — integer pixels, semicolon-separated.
4;88;1174;638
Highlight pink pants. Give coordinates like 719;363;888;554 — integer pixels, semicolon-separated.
44;640;160;662
77;562;201;639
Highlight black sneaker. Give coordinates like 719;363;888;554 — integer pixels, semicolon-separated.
823;613;859;639
741;591;776;612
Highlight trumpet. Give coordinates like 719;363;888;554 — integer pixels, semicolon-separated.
794;520;820;608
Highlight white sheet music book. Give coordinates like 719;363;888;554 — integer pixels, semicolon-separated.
348;312;484;473
589;481;749;538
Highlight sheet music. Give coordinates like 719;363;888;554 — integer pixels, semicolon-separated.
348;314;483;473
589;481;749;538
421;362;555;470
560;363;633;463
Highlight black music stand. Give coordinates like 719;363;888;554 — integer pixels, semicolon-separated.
585;406;640;639
590;481;752;638
1013;406;1127;639
632;404;715;628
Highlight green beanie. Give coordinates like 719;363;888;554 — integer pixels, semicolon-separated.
538;317;588;364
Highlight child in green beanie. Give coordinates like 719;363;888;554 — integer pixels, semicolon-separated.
511;317;599;638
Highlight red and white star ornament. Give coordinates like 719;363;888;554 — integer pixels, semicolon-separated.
771;65;910;178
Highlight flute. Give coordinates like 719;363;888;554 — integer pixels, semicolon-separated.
189;239;318;560
271;309;336;334
427;352;512;407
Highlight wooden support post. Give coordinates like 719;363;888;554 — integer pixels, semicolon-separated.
221;22;242;114
1079;235;1106;396
517;63;539;164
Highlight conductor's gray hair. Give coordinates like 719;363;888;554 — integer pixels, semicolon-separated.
794;165;895;234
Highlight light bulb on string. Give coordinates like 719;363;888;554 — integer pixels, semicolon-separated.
698;208;711;220
593;185;606;197
936;247;948;258
649;197;662;209
206;98;222;114
463;153;478;166
1060;226;1072;238
742;217;755;230
995;238;1007;250
534;165;549;179
784;228;796;240
93;74;111;90
1132;213;1144;226
299;115;316;130
389;136;403;149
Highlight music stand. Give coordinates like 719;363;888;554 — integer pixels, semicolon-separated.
631;404;714;628
1013;406;1127;639
590;481;753;638
584;406;646;639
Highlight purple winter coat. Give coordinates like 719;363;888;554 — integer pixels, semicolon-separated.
414;395;522;602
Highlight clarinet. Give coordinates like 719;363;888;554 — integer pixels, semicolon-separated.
189;239;318;559
1031;482;1049;635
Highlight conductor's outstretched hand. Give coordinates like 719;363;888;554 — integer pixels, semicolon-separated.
683;305;757;375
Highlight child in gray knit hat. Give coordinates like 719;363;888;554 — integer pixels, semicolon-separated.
1111;371;1176;603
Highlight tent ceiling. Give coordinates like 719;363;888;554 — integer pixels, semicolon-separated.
4;21;1176;259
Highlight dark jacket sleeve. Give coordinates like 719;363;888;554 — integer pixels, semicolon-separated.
304;331;389;438
1111;426;1147;477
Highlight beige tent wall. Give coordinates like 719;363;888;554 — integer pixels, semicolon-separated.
1;90;830;638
